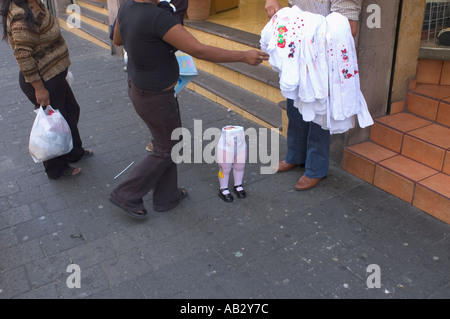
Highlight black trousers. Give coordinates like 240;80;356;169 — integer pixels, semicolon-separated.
111;78;182;211
20;69;85;178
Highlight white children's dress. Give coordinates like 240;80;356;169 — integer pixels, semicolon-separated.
260;6;373;134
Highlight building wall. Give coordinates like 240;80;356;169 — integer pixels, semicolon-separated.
391;0;427;102
332;0;403;162
339;0;425;159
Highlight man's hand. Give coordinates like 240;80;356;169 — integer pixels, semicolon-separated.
265;0;282;19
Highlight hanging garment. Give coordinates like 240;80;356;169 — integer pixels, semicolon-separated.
260;6;373;134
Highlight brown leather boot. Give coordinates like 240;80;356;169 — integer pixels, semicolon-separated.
274;160;297;173
294;175;325;191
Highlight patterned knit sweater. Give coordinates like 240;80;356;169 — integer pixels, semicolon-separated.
6;1;70;83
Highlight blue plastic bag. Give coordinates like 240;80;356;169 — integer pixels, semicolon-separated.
174;51;198;95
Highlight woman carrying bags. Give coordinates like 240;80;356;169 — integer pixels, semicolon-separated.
1;0;93;179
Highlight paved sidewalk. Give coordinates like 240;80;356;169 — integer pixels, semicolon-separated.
0;30;449;301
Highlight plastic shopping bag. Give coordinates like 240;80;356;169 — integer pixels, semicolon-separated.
66;70;74;87
174;51;198;95
29;106;73;163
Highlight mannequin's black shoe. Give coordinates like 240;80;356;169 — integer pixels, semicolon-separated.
233;185;247;199
218;188;234;202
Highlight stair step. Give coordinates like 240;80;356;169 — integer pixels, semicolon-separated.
412;83;450;100
184;23;275;83
375;112;432;132
406;92;440;121
370;112;450;171
416;59;450;86
342;142;449;224
416;59;445;85
190;70;282;131
370;113;432;152
414;173;450;224
407;84;450;127
442;61;450;86
437;101;450;127
342;141;397;183
59;15;110;50
444;150;450;175
68;5;109;33
374;155;438;203
77;0;108;15
402;123;450;170
185;20;261;49
60;0;110;51
193;60;283;104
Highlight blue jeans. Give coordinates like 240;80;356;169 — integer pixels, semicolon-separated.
285;99;330;179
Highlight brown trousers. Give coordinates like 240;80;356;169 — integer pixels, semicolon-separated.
111;78;182;211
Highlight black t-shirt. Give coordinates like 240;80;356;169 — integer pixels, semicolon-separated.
118;0;180;91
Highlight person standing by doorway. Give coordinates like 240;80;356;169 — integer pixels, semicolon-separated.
265;0;362;191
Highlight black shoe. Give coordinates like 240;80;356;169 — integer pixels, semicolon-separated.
218;188;234;202
233;185;246;199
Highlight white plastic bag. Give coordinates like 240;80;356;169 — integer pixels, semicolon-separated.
29;106;73;163
66;70;74;87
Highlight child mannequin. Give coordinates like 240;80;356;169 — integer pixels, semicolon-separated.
217;125;247;202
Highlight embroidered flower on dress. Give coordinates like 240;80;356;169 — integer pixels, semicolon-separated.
277;26;288;48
